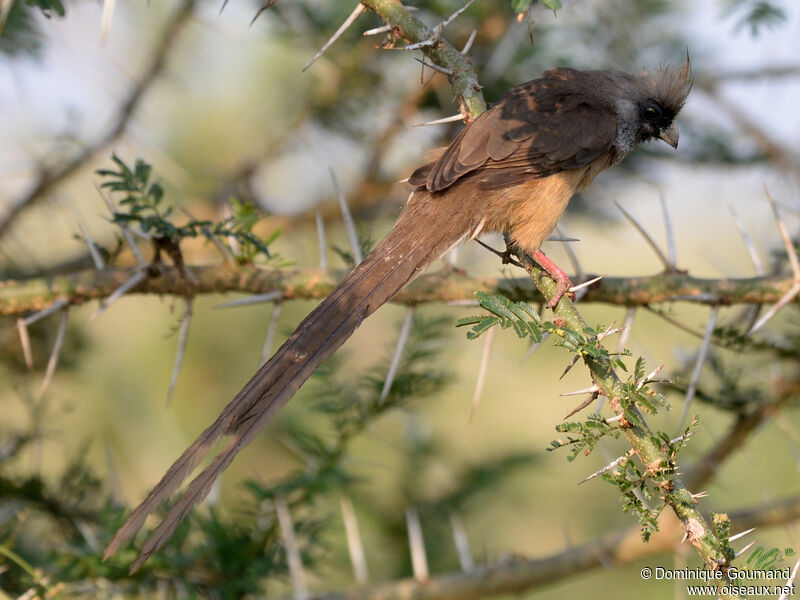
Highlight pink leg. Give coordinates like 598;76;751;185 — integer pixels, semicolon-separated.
533;250;573;308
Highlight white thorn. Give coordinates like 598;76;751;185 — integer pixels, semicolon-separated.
460;28;477;55
405;506;429;582
20;299;69;328
275;493;309;600
748;281;800;335
412;113;464;127
363;24;392;36
470;326;496;420
88;269;147;322
38;307;69;399
316;212;328;270
560;385;599;397
659;193;677;268
303;3;366;72
615;201;672;271
330;168;363;266
166;299;192;406
676;305;719;432
260;302;283;365
100;0;116;42
340;494;369;584
568;275;604;294
729;204;765;275
215;291;282;309
16;318;33;370
449;512;474;572
380;307;414;405
728;527;755;543
778;555;800;600
734;540;758;559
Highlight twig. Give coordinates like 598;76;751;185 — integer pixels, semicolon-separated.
361;0;486;119
302;3;366;72
676;305;719;432
379;307;414;405
3;266;799;318
403;0;474;50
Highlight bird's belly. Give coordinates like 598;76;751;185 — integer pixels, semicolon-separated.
480;168;588;255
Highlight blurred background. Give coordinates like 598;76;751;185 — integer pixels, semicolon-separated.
1;0;799;598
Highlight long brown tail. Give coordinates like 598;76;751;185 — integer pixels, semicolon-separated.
105;189;477;571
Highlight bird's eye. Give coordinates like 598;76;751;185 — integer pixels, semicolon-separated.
642;103;662;122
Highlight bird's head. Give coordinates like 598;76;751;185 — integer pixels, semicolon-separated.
633;56;693;149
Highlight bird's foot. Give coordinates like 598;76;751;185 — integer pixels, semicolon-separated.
533;250;574;308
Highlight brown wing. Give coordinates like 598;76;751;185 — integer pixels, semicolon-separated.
408;70;618;193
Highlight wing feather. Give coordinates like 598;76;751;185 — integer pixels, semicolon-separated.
417;69;618;193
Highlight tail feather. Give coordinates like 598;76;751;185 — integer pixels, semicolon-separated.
105;192;475;570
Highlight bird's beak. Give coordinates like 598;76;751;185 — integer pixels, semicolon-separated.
658;123;679;149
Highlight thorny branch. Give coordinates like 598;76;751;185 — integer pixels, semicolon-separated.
509;246;746;599
360;0;487;120
303;494;800;600
1;265;799;318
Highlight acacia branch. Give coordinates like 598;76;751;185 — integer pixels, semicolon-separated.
510;246;742;599
0;0;195;237
1;264;797;318
304;494;800;600
360;0;487;119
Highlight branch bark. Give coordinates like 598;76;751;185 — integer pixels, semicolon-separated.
1;264;797;318
304;494;800;600
360;0;487;120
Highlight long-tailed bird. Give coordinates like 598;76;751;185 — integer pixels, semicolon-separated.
106;59;692;571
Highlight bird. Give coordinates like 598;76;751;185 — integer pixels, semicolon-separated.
105;59;692;571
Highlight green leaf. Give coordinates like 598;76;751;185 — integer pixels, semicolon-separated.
539;0;562;10
511;0;533;13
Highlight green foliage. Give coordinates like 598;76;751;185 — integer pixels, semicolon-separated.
601;457;664;541
746;545;796;570
0;1;43;58
510;0;561;14
548;414;621;461
23;0;64;18
97;155;278;264
726;0;787;35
